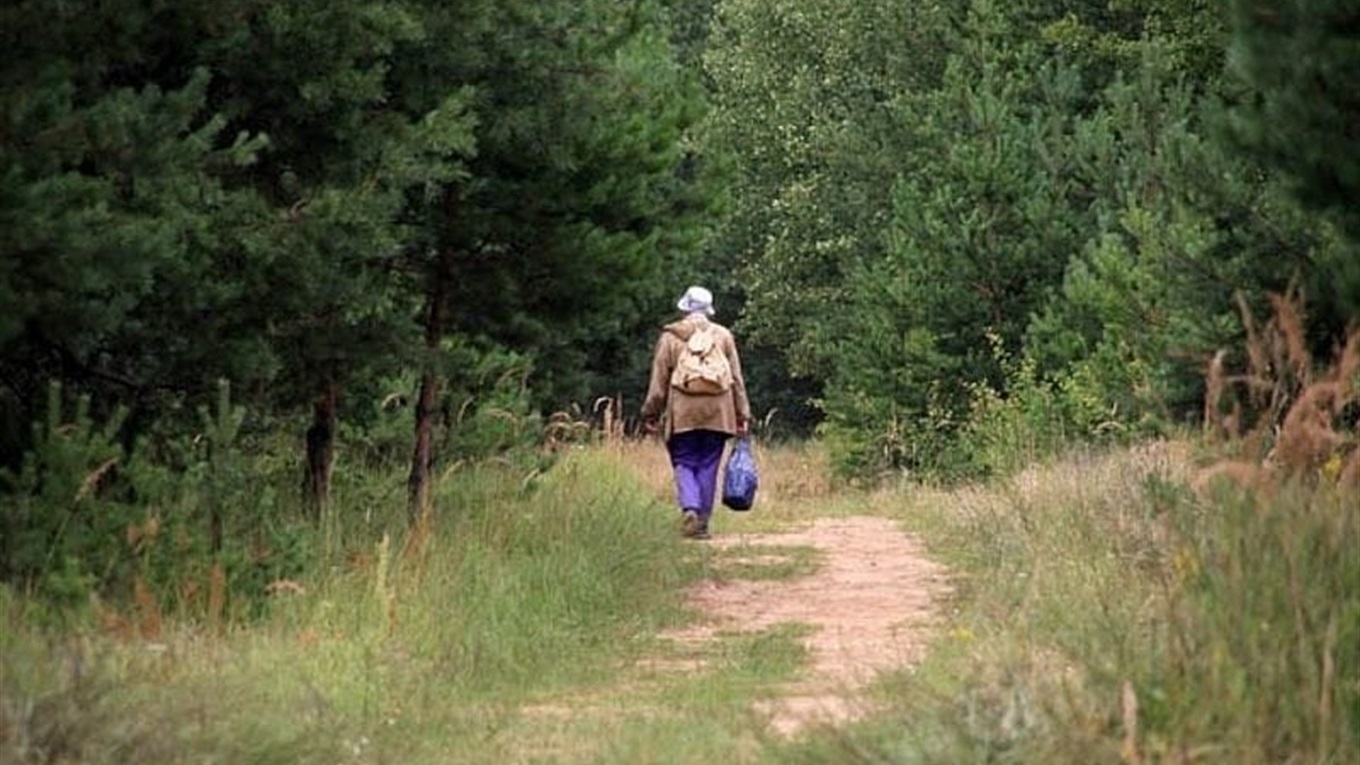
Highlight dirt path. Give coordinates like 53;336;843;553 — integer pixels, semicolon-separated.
662;516;950;737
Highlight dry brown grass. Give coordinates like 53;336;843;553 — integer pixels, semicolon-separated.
748;439;834;509
892;437;1194;579
547;393;836;517
544;395;630;453
1200;290;1359;491
598;430;834;526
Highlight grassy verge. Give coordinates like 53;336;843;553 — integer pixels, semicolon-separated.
0;439;848;764
820;438;1359;764
9;423;1353;763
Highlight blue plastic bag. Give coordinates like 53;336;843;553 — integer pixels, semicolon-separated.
722;437;759;511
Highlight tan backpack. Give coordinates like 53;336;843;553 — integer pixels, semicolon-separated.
670;326;733;395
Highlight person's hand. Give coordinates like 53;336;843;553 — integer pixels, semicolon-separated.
643;418;659;436
736;418;749;437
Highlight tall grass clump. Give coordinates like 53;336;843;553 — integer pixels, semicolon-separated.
395;448;691;694
848;292;1357;764
1167;292;1359;761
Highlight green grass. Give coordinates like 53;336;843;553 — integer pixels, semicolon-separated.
6;436;1356;763
0;446;834;764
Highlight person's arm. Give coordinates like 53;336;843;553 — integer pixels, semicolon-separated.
726;334;751;435
641;333;672;433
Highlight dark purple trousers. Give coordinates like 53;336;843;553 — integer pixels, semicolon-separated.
666;429;730;519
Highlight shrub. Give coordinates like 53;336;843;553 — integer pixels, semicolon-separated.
0;381;312;623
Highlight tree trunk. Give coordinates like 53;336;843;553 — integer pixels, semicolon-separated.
407;371;438;523
407;249;452;524
303;380;338;522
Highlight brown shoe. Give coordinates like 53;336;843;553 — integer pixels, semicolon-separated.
681;510;710;540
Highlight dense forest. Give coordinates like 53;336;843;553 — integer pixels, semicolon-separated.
2;0;1358;609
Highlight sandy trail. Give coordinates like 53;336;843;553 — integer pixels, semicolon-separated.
662;516;950;736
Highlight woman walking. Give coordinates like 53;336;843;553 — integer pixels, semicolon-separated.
642;286;751;539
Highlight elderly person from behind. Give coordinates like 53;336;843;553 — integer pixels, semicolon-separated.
642;286;751;539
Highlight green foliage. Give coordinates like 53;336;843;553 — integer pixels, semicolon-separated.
182;380;312;617
812;0;1086;480
0;382;310;620
0;384;132;608
339;342;549;472
1226;0;1360;318
1029;37;1352;436
815;310;968;482
0;0;449;468
438;344;542;465
409;451;688;692
337;375;425;469
685;0;1360;484
957;334;1076;478
2;0;711;489
0;24;268;453
391;0;715;413
701;0;951;376
702;0;1351;481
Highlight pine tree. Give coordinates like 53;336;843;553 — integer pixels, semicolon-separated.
0;0;475;512
389;0;713;517
0;0;268;464
1226;0;1360;319
198;0;473;515
820;0;1085;474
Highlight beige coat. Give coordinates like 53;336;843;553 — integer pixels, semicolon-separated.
642;315;750;440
